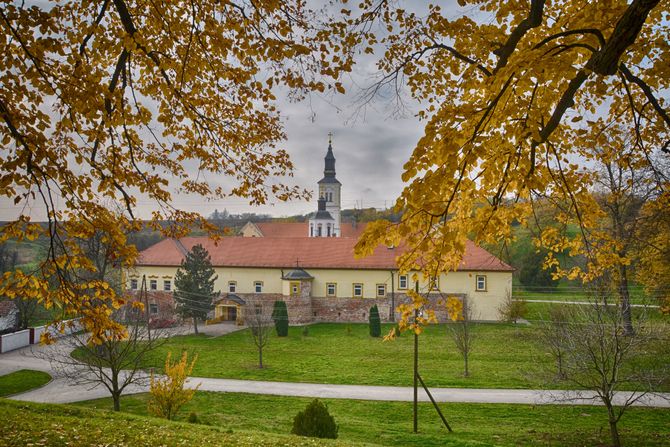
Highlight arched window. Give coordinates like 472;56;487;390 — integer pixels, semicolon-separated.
327;224;331;237
310;224;314;237
317;224;322;237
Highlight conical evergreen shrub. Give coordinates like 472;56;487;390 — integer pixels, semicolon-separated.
272;300;289;337
369;305;381;337
291;399;338;439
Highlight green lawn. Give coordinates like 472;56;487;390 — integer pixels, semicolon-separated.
146;323;556;389
0;369;51;397
141;322;669;391
77;391;670;447
0;399;356;447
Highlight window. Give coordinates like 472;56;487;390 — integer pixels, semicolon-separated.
228;281;237;293
163;280;171;291
149;279;157;290
149;303;158;315
376;284;386;297
398;275;408;290
326;283;336;297
290;282;301;296
353;283;363;297
254;281;263;293
310;224;314;237
327;224;331;237
428;275;439;291
476;275;487;291
317;224;322;237
130;279;138;290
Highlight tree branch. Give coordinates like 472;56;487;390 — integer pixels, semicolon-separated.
619;63;670;131
587;0;660;76
494;0;545;72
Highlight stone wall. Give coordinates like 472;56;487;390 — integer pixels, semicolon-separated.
310;292;466;323
0;301;18;333
136;289;467;325
126;291;177;322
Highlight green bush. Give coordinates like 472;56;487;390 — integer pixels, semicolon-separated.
369;305;381;337
271;301;289;337
188;412;199;424
291;399;338;439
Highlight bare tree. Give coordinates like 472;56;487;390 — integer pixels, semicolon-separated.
542;299;668;447
536;305;571;380
245;298;273;369
447;296;477;377
38;309;171;411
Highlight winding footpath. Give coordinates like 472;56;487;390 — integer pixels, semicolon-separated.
1;331;669;408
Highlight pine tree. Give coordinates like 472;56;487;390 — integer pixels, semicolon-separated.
369;305;381;338
173;244;219;334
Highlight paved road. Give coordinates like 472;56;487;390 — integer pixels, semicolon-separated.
520;299;659;308
2;328;669;408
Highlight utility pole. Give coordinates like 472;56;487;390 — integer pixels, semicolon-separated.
413;281;419;433
390;271;395;322
412;280;452;434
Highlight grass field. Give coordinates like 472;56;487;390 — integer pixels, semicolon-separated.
144;322;554;389
0;369;51;397
139;322;669;391
513;282;657;305
78;391;670;447
0;399;353;447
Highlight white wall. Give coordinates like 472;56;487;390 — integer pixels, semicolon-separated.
0;329;30;353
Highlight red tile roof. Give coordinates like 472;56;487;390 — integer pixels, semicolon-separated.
253;222;366;239
138;236;513;272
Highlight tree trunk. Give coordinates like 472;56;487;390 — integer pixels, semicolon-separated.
618;264;634;336
258;344;263;369
112;392;121;411
464;352;469;377
608;412;621;447
193;317;199;335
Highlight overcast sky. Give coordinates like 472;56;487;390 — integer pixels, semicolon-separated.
0;78;425;221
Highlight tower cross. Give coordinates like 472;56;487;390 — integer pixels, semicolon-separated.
328;131;333;144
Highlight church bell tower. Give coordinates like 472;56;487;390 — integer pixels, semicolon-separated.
308;133;342;237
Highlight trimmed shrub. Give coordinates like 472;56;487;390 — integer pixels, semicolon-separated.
188;412;199;424
271;301;289;337
369;305;381;337
291;399;338;439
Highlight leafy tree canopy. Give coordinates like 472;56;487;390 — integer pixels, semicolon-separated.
348;0;669;328
0;0;345;341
